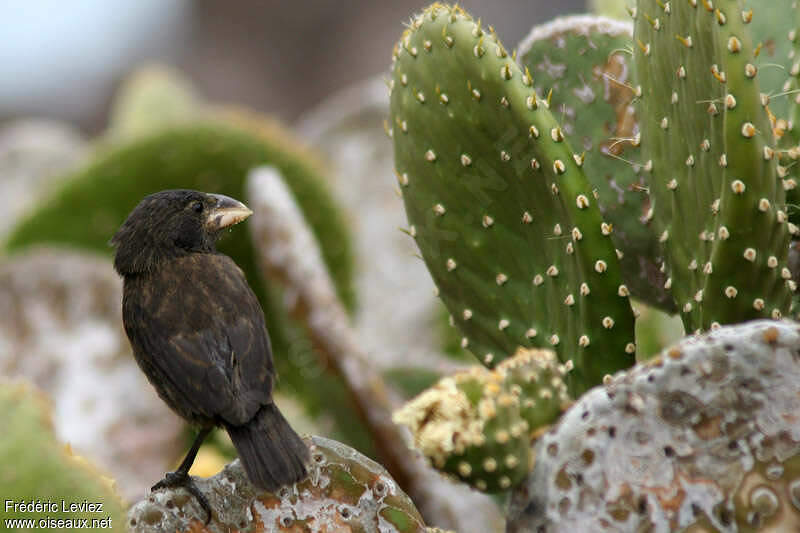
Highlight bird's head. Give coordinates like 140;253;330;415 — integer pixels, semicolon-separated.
111;189;252;275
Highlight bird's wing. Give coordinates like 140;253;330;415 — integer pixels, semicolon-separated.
123;253;275;426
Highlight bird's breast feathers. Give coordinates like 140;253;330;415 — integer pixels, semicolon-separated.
122;252;273;424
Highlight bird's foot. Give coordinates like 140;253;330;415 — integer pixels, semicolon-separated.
152;471;212;525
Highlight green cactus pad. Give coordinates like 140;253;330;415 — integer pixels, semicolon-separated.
393;348;570;493
517;15;672;312
390;3;636;393
767;2;800;223
634;0;795;331
0;381;125;530
787;4;800;147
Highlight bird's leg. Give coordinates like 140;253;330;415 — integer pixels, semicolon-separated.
152;426;214;524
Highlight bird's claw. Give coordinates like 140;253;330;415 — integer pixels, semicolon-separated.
151;471;212;525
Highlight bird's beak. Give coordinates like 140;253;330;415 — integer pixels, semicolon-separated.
206;194;253;231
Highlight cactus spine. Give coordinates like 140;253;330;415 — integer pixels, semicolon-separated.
634;0;795;331
518;16;672;312
390;4;636;394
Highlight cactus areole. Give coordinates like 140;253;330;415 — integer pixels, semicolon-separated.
390;4;636;394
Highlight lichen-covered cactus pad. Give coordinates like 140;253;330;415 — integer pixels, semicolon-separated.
507;320;800;532
393;348;570;493
390;3;636;394
128;435;426;532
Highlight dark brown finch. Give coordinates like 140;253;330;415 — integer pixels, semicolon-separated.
111;190;308;520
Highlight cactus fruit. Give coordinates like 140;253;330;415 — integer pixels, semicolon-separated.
390;3;636;394
393;365;531;493
128;435;426;533
497;348;572;433
634;0;795;331
393;348;570;493
507;320;800;532
518;15;672;312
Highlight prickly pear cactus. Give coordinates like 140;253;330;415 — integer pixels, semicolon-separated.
128;436;426;532
390;4;636;394
497;349;572;432
634;0;796;332
518;15;671;312
507;320;800;532
763;2;800;220
789;11;800;147
393;348;570;493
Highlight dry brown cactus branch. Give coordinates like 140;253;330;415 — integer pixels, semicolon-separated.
245;166;498;530
246;165;413;478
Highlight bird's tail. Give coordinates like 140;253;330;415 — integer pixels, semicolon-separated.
224;403;309;491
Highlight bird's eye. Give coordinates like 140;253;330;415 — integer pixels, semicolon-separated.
192;201;203;213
